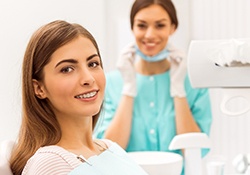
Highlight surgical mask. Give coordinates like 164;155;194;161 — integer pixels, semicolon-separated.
135;45;169;62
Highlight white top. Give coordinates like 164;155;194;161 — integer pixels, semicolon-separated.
22;139;113;175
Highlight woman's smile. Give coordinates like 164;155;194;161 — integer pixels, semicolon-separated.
74;90;99;101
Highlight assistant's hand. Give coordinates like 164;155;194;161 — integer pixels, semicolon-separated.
116;42;137;97
168;44;187;98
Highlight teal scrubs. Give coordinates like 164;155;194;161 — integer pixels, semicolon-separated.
95;70;212;156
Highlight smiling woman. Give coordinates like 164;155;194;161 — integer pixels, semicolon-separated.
9;20;148;175
32;36;105;119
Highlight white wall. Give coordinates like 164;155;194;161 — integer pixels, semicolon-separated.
103;0;135;72
0;0;106;142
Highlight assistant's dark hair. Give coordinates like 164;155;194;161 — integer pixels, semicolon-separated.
130;0;178;29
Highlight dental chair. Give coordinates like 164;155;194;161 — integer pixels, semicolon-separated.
0;140;15;175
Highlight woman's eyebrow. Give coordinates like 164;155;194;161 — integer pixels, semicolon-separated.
155;19;169;23
55;54;99;68
55;59;78;68
135;18;168;23
87;54;99;61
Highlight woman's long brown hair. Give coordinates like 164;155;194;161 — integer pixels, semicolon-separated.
10;20;103;175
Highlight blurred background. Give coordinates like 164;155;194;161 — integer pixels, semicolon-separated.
0;0;250;174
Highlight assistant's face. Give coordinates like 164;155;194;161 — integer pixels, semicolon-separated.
34;36;106;119
132;4;175;56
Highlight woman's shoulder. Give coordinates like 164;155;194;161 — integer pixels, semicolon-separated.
22;145;80;174
35;145;74;156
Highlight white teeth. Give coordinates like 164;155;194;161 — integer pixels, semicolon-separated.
145;43;156;47
76;91;97;99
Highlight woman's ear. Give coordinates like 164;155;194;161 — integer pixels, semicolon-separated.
170;24;176;35
32;79;46;99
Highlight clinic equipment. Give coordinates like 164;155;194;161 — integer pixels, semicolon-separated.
169;132;211;175
187;38;250;175
188;38;250;88
188;38;250;116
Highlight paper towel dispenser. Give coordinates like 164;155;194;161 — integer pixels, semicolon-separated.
187;38;250;88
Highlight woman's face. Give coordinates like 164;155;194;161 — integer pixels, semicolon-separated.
33;36;106;119
132;4;175;56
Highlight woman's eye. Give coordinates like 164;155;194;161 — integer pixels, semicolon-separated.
137;23;147;29
156;23;166;29
89;61;100;68
61;67;73;73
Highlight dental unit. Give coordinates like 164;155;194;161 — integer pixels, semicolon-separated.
175;38;250;175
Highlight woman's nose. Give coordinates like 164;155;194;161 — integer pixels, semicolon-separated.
144;26;156;39
80;69;95;86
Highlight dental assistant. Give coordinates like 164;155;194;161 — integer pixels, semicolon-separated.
95;0;212;157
